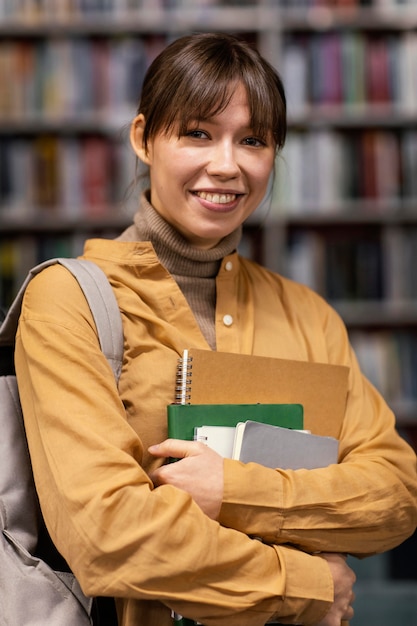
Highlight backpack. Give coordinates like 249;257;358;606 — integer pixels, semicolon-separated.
0;258;123;626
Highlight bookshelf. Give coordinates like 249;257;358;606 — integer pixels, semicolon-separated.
1;1;417;420
1;2;417;418
267;4;417;431
1;2;417;621
0;0;417;390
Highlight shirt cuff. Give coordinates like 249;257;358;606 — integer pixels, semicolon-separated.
270;545;334;625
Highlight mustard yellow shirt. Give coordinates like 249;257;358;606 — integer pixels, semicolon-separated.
15;238;417;626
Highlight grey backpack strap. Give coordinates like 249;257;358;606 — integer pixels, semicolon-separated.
0;257;123;383
57;258;123;382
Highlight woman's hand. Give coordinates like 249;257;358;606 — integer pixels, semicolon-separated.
316;553;356;626
148;439;224;520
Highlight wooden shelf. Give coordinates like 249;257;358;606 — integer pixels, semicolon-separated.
273;202;417;224
0;7;262;36
281;5;417;31
0;212;133;234
289;107;417;130
1;6;417;36
0;114;131;135
332;300;417;328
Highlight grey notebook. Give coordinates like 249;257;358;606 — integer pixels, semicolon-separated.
234;421;338;469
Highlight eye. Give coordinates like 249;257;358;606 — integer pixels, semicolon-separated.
185;129;209;140
242;136;266;147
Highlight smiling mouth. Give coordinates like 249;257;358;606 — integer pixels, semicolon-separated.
194;191;238;204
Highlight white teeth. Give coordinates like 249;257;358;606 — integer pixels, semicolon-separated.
196;191;236;204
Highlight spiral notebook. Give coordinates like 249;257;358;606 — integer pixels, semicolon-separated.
172;348;349;438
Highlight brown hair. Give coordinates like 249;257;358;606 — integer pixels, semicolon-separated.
137;33;286;151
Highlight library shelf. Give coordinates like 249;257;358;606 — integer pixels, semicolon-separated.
1;0;417;428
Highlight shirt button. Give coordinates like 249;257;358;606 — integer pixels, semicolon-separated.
223;314;233;327
225;261;233;271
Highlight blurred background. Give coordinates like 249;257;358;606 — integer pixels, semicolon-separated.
1;1;417;623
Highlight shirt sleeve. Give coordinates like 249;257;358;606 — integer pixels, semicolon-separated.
218;298;417;557
15;265;333;626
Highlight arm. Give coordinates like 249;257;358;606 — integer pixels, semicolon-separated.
218;310;417;555
151;304;417;557
149;445;356;626
15;265;333;626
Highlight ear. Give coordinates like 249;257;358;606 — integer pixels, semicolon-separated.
130;114;151;165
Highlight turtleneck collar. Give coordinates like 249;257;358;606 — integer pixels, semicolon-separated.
118;192;242;278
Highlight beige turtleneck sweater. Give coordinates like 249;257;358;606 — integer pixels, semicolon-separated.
117;192;242;349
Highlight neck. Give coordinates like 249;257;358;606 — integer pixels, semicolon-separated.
117;192;242;348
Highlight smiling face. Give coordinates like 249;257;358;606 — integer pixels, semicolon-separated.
131;83;276;249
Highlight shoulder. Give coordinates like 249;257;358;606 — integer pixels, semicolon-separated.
19;262;97;338
23;262;88;306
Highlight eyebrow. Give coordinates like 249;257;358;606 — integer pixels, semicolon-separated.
186;116;254;130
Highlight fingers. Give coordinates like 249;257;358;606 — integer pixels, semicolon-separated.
341;588;355;620
148;438;207;460
320;551;348;562
342;605;355;622
346;588;356;615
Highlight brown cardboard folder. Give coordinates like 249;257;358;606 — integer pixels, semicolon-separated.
178;349;349;439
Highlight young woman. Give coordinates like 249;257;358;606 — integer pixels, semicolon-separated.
15;33;417;626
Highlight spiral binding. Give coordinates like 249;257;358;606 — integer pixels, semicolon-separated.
174;350;193;404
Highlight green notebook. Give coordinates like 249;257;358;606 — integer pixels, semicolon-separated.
167;403;303;442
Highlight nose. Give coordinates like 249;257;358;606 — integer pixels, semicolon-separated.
206;140;240;179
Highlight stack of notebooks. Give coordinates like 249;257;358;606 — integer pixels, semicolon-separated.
167;348;349;626
169;401;338;468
